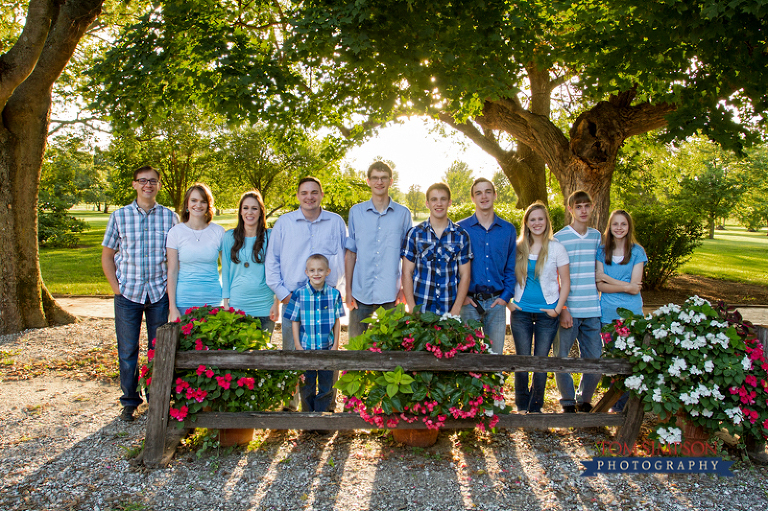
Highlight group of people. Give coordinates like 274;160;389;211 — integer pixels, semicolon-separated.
102;162;646;422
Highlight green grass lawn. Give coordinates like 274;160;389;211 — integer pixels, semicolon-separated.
40;212;768;295
40;210;238;295
679;225;768;285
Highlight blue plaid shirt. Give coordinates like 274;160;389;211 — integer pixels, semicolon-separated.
102;200;178;304
401;219;473;315
284;283;345;350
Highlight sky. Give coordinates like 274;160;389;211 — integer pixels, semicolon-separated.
340;117;503;192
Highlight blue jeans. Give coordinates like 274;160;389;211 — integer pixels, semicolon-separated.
254;316;275;335
460;298;508;354
300;369;335;412
510;309;559;413
114;293;169;408
554;316;603;408
348;301;396;339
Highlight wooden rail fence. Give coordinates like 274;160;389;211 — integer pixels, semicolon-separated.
143;322;643;467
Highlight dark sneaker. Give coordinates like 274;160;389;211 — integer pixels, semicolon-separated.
577;402;593;413
120;406;137;422
562;405;577;413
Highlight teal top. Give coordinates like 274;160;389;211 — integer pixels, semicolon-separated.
515;259;557;313
221;229;275;317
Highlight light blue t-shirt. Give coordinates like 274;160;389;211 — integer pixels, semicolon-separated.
597;244;648;324
553;225;601;318
221;229;275;317
167;222;224;313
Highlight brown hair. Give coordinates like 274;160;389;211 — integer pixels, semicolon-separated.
603;209;641;265
133;165;161;180
567;189;592;208
181;183;214;223
515;201;553;281
306;253;329;268
470;177;495;196
231;190;267;264
367;161;393;178
298;176;323;193
426;182;451;201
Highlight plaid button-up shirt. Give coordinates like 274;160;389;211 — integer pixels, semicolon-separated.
102;201;178;304
401;219;473;315
284;282;345;350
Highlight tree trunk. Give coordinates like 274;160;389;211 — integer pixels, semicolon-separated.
0;0;104;335
477;88;675;231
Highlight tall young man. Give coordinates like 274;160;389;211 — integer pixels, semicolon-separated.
102;166;178;422
402;183;473;316
553;190;603;413
458;178;516;354
266;177;347;352
345;161;412;338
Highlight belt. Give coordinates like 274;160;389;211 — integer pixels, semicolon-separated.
473;291;501;301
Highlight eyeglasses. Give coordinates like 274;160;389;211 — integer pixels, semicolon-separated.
135;178;159;185
369;176;390;182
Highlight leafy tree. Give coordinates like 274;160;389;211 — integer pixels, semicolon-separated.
442;161;475;204
492;170;517;206
405;185;426;214
677;158;743;239
735;146;768;233
1;0;109;334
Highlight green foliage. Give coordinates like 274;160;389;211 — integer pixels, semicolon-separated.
442;161;475;204
405;185;426;214
141;306;301;427
735;145;768;232
492;171;517;206
629;205;704;290
676;160;743;239
336;305;510;431
38;211;88;248
603;296;765;444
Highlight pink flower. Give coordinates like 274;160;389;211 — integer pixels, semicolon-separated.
175;378;190;394
193;388;207;403
140;365;149;378
601;332;613;344
205;369;214;378
181;323;194;336
194;339;205;351
147;349;155;362
210;308;220;315
434;326;442;331
169;405;188;421
238;377;255;390
216;373;233;389
196;364;206;376
146;377;152;386
746;375;758;387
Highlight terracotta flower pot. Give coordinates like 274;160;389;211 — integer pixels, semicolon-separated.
391;428;439;447
218;428;255;446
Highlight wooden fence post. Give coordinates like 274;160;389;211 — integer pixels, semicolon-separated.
143;323;180;468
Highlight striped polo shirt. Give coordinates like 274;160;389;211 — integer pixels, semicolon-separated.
553;225;601;318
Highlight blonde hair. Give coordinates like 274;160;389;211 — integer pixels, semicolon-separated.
516;202;553;282
603;209;642;265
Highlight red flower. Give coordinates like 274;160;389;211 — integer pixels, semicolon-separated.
169;405;188;422
140;365;149;378
746;375;758;387
181;323;194;336
210;308;220;315
205;369;214;378
196;364;206;376
216;374;233;389
146;377;152;386
147;349;155;362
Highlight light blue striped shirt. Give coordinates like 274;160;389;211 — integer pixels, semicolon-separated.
346;198;412;304
553;225;601;318
265;208;347;301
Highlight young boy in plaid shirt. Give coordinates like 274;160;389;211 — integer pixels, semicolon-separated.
284;254;345;413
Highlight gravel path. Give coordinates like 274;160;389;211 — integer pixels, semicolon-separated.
1;319;767;511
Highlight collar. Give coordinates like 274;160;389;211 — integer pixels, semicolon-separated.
424;218;457;235
132;200;158;215
468;213;501;228
364;198;394;214
308;282;329;295
294;208;330;223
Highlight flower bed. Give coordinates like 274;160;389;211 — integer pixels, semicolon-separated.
140;305;301;425
334;305;509;432
603;296;768;444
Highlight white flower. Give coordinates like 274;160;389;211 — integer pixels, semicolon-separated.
702;409;713;418
689;409;700;416
680;391;699;405
614;337;627;351
656;373;665;385
670;322;684;335
657;426;682;445
440;312;462;321
485;409;494;417
704;360;714;373
653;328;669;339
689;365;702;375
625;375;645;391
642;354;654;363
725;407;744;425
652;388;663;403
742;355;752;371
667;357;688;377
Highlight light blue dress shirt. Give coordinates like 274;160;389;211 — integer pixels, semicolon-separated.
265;208;347;301
346;198;412;305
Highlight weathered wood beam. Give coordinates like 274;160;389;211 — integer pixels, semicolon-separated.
144;323;180;468
174;351;633;374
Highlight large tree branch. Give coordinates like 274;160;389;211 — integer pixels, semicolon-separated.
0;0;56;110
437;111;512;162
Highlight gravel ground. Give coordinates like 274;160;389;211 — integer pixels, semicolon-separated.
1;319;767;511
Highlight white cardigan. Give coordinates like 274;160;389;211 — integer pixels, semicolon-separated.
513;240;569;304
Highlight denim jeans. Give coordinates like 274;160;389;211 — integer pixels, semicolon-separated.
280;303;302;410
348;301;396;340
510;309;560;412
300;369;335;412
114;293;169;408
254;316;275;335
554;316;603;408
460;298;508;354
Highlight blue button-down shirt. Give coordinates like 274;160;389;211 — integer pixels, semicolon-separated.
457;213;517;303
102;200;178;304
265;208;347;301
284;282;345;350
401;219;473;315
346;198;412;305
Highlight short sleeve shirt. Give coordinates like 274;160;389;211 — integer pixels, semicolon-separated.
553;225;601;318
284;283;345;350
401;219;473;315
